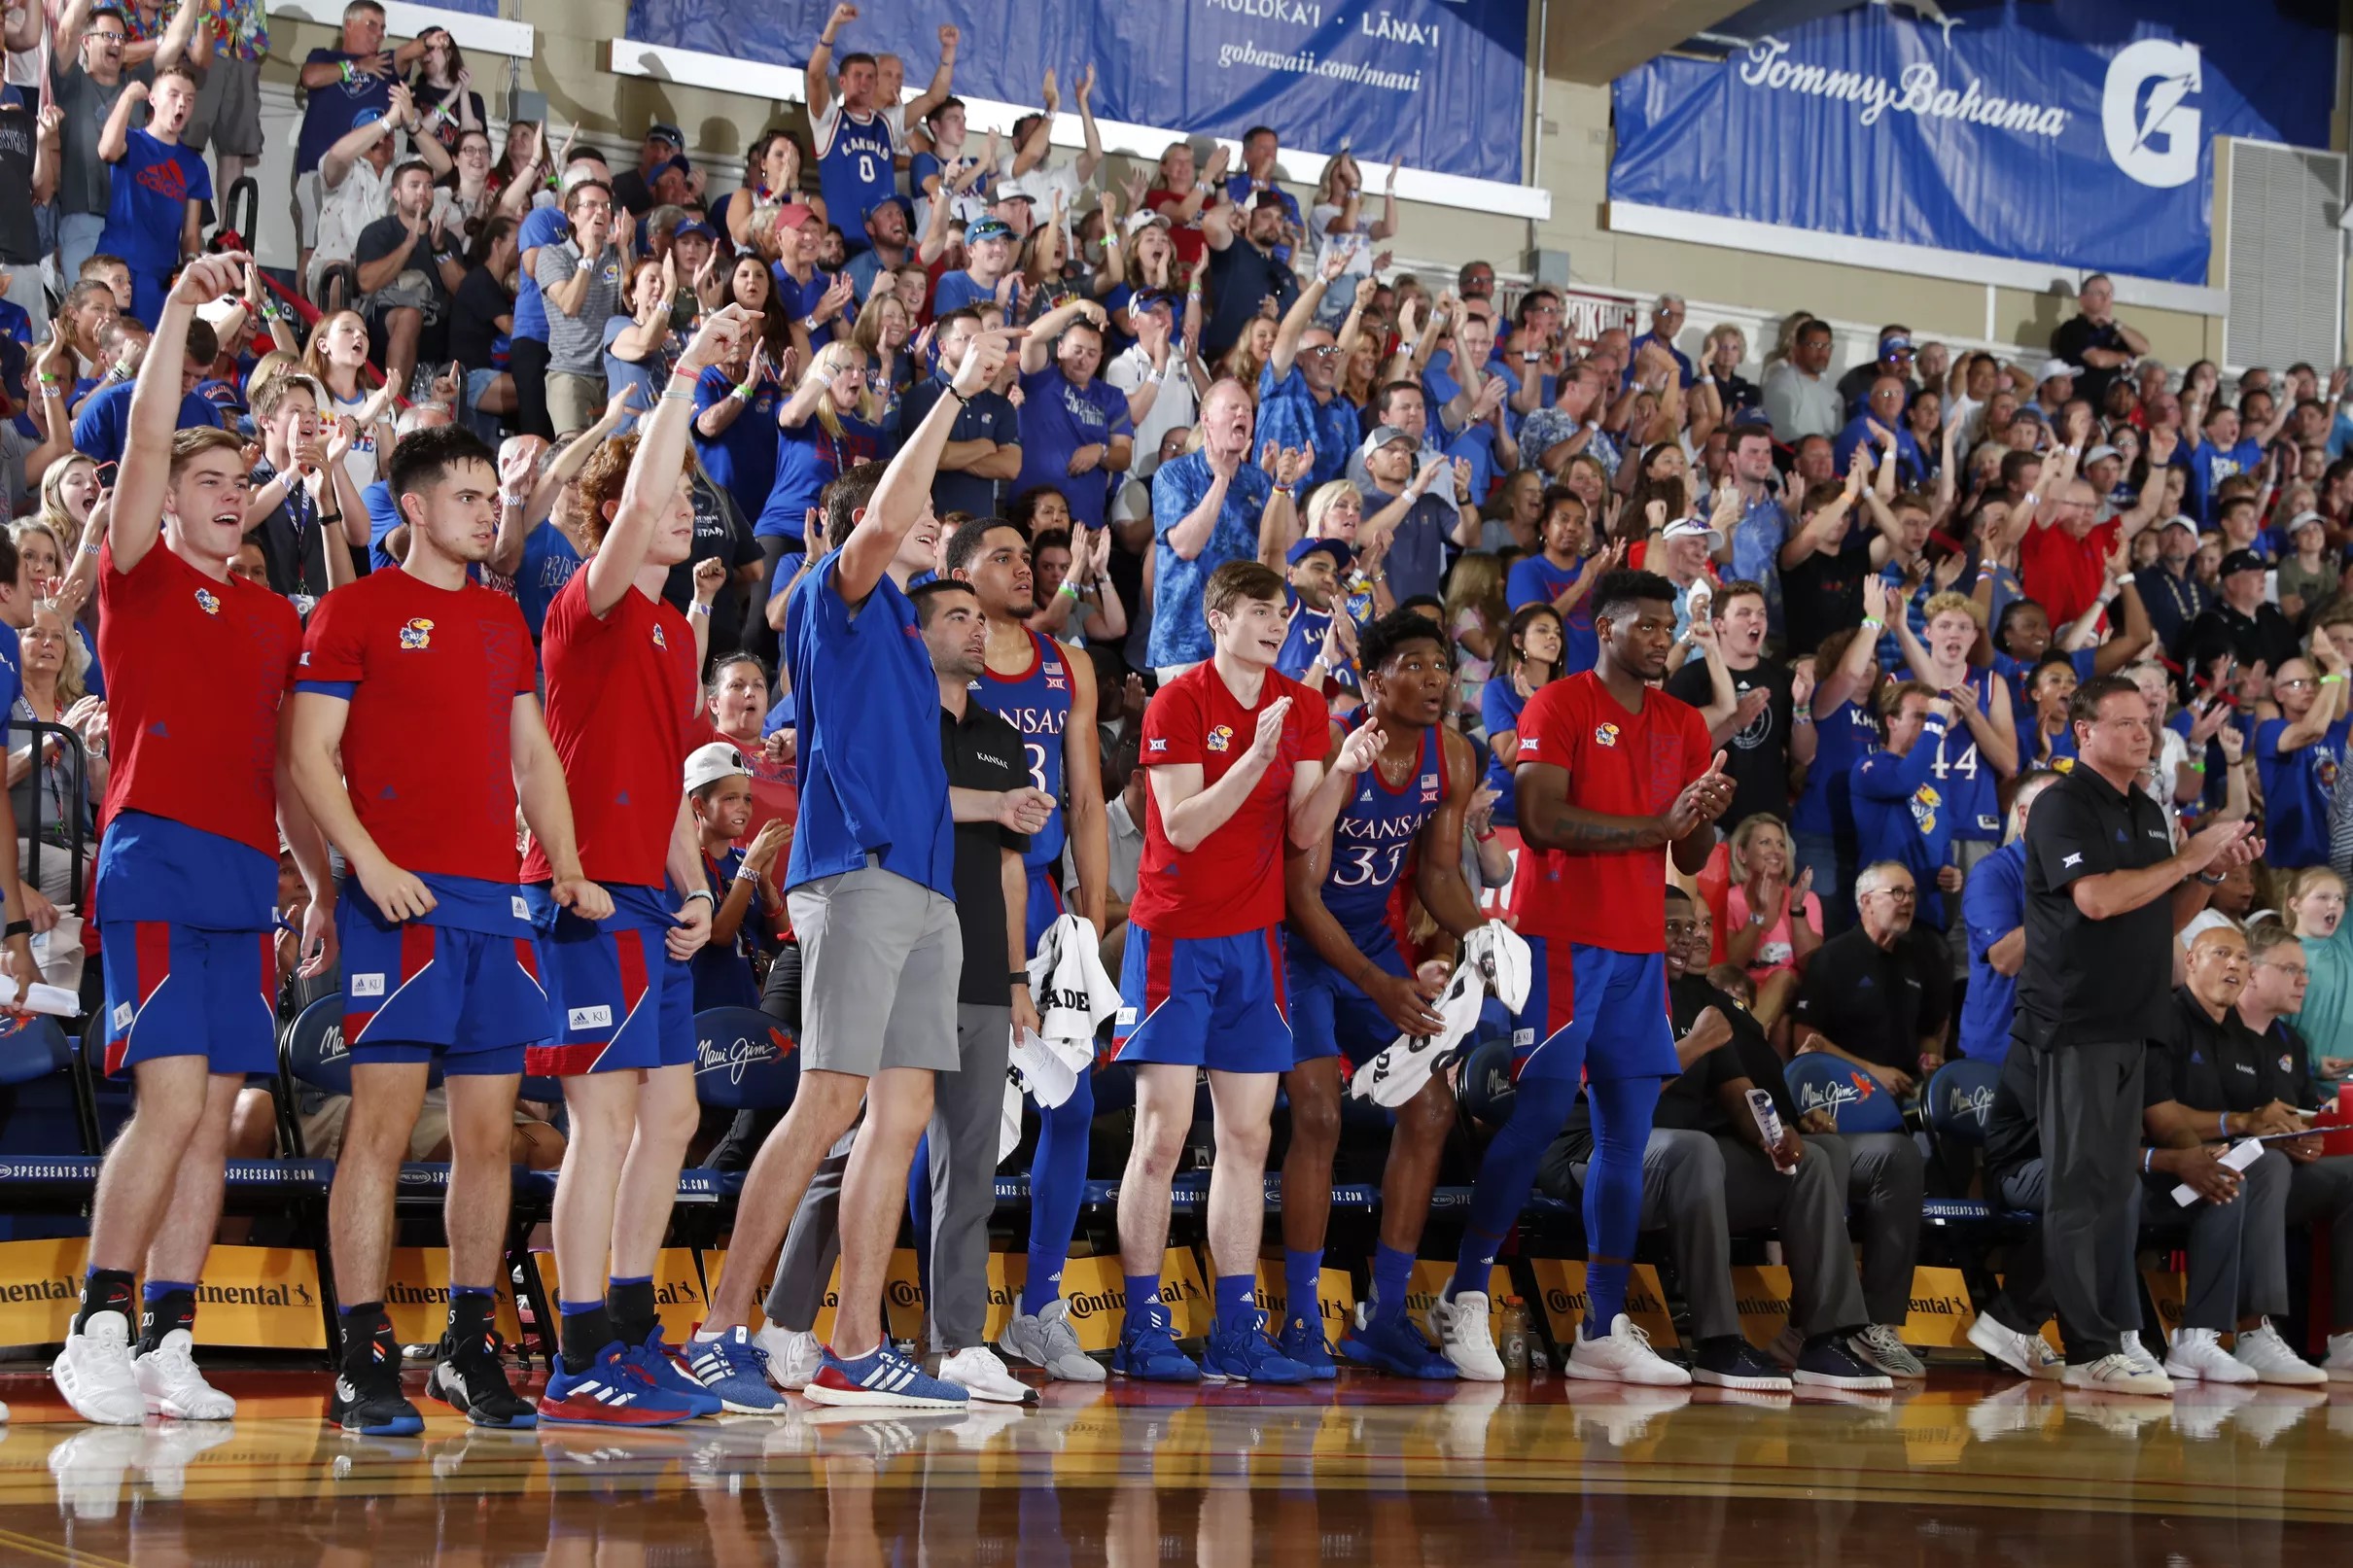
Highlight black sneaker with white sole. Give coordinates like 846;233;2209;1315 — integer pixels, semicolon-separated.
327;1361;424;1437
425;1334;539;1429
1792;1334;1894;1393
1692;1337;1793;1392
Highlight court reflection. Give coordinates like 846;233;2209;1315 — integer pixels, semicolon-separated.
0;1373;2346;1565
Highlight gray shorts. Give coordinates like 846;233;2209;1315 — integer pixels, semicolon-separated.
787;862;962;1077
185;56;263;158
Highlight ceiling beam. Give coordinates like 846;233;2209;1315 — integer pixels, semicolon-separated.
1538;0;1759;84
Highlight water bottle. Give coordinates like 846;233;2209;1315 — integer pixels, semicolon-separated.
1499;1297;1529;1374
1747;1088;1795;1177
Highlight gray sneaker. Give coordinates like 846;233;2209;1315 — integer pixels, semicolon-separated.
1847;1323;1927;1380
998;1298;1107;1383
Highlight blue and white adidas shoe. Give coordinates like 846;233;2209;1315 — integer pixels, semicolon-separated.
1274;1311;1339;1379
685;1326;785;1412
1111;1302;1200;1382
1202;1311;1312;1384
538;1343;700;1427
801;1344;969;1410
618;1325;722;1416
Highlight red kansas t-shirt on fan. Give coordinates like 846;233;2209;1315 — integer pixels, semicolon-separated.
1507;671;1713;954
1127;662;1328;940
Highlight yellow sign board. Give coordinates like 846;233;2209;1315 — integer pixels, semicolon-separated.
0;1237;86;1346
1409;1261;1522;1345
1250;1261;1356;1340
983;1250;1027;1343
1056;1254;1129;1352
193;1245;328;1351
389;1248;527;1346
1899;1266;1976;1349
1527;1259;1677;1348
1731;1264;1793;1348
2141;1269;2186;1338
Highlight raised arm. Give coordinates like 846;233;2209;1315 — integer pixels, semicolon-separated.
1269;250;1344;380
97;77;147;163
835;325;1015;602
805;1;855;119
113;255;246;574
904;24;959;124
586;306;754;615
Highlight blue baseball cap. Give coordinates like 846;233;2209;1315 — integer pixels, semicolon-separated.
1286;538;1352;569
966;217;1014;246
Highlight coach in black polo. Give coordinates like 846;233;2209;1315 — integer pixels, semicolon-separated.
2015;673;2261;1393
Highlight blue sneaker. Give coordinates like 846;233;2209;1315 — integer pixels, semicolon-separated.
1274;1311;1338;1379
539;1343;699;1427
618;1325;722;1416
1110;1304;1200;1382
802;1344;968;1410
685;1326;785;1412
1202;1312;1311;1384
607;1335;715;1419
1340;1305;1459;1380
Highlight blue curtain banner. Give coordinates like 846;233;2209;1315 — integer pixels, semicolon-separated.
1608;0;2334;286
624;0;1529;185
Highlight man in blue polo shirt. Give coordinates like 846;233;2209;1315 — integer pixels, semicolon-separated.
1147;377;1296;678
901;306;1021;520
688;321;1040;1410
1255;254;1358;493
1013;297;1131;533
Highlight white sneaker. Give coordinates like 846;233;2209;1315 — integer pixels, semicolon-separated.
52;1310;147;1426
1564;1313;1692;1388
1966;1314;2064;1381
2060;1351;2173;1397
936;1345;1036;1406
2121;1336;2167;1378
2233;1320;2328;1386
2323;1331;2353;1383
2163;1326;2259;1384
1427;1290;1504;1382
134;1329;237;1419
754;1324;824;1392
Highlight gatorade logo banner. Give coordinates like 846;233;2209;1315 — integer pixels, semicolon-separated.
1609;0;2331;284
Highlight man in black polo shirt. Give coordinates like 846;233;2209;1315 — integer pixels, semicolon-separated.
1199;191;1298;362
901;308;1021;521
1790;860;1950;1097
1536;889;1888;1393
2016;673;2261;1394
762;579;1053;1406
2143;924;2347;1385
2185;548;2300;678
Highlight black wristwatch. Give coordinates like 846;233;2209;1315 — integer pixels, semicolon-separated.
1009;970;1031;986
2195;871;2226;887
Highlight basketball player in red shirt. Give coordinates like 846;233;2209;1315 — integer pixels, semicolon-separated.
1433;568;1733;1386
50;255;339;1428
1107;559;1379;1383
288;423;613;1437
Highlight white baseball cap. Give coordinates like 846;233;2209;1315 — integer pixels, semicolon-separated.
684;741;751;795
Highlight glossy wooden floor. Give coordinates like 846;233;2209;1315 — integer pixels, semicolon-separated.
0;1366;2347;1565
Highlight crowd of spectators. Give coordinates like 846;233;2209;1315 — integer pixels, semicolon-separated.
3;0;2353;1383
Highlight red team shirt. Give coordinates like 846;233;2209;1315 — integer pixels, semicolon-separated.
299;570;538;883
98;539;301;855
520;573;698;889
1129;663;1329;939
1507;673;1713;954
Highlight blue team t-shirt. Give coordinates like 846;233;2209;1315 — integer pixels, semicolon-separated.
1479;677;1529;827
2256;714;2350;870
1011;366;1131;532
70;381;221;467
296;50;397;174
931;269;998;319
98;128;210;276
1958;839;2027;1061
1503;554;1598;676
757;414;884;540
509;204;570;343
782;551;954;897
694;366;781;527
516;521;583;643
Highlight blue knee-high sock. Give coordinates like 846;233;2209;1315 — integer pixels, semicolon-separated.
907;1132;933;1313
1022;1072;1095;1315
1283;1249;1322;1325
1213;1273;1255;1331
1580;1075;1662;1337
1123;1272;1163;1334
1452;1076;1582;1300
1369;1244;1417;1326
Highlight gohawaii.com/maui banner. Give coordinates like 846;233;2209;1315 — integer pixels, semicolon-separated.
623;0;1529;183
1608;0;2332;285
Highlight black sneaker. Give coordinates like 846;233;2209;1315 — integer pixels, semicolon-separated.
328;1360;424;1437
1692;1337;1793;1392
425;1333;539;1429
1792;1334;1894;1393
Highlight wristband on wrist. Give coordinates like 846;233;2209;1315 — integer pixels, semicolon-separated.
2323;673;2347;685
2;920;29;939
1009;970;1031;986
1057;580;1080;601
2142;1148;2154;1174
733;864;759;883
686;600;713;616
1858;616;1883;631
683;889;716;908
2219;1112;2230;1139
339;60;355;84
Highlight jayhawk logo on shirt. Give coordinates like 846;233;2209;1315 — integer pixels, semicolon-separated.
1206;724;1235;753
652;623;669;651
1909;782;1942;836
193;589;220;616
1593;722;1621;748
398;617;435;650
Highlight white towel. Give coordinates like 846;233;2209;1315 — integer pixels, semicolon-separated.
1349;922;1532;1108
1021;913;1120;1107
1007;1026;1078;1110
